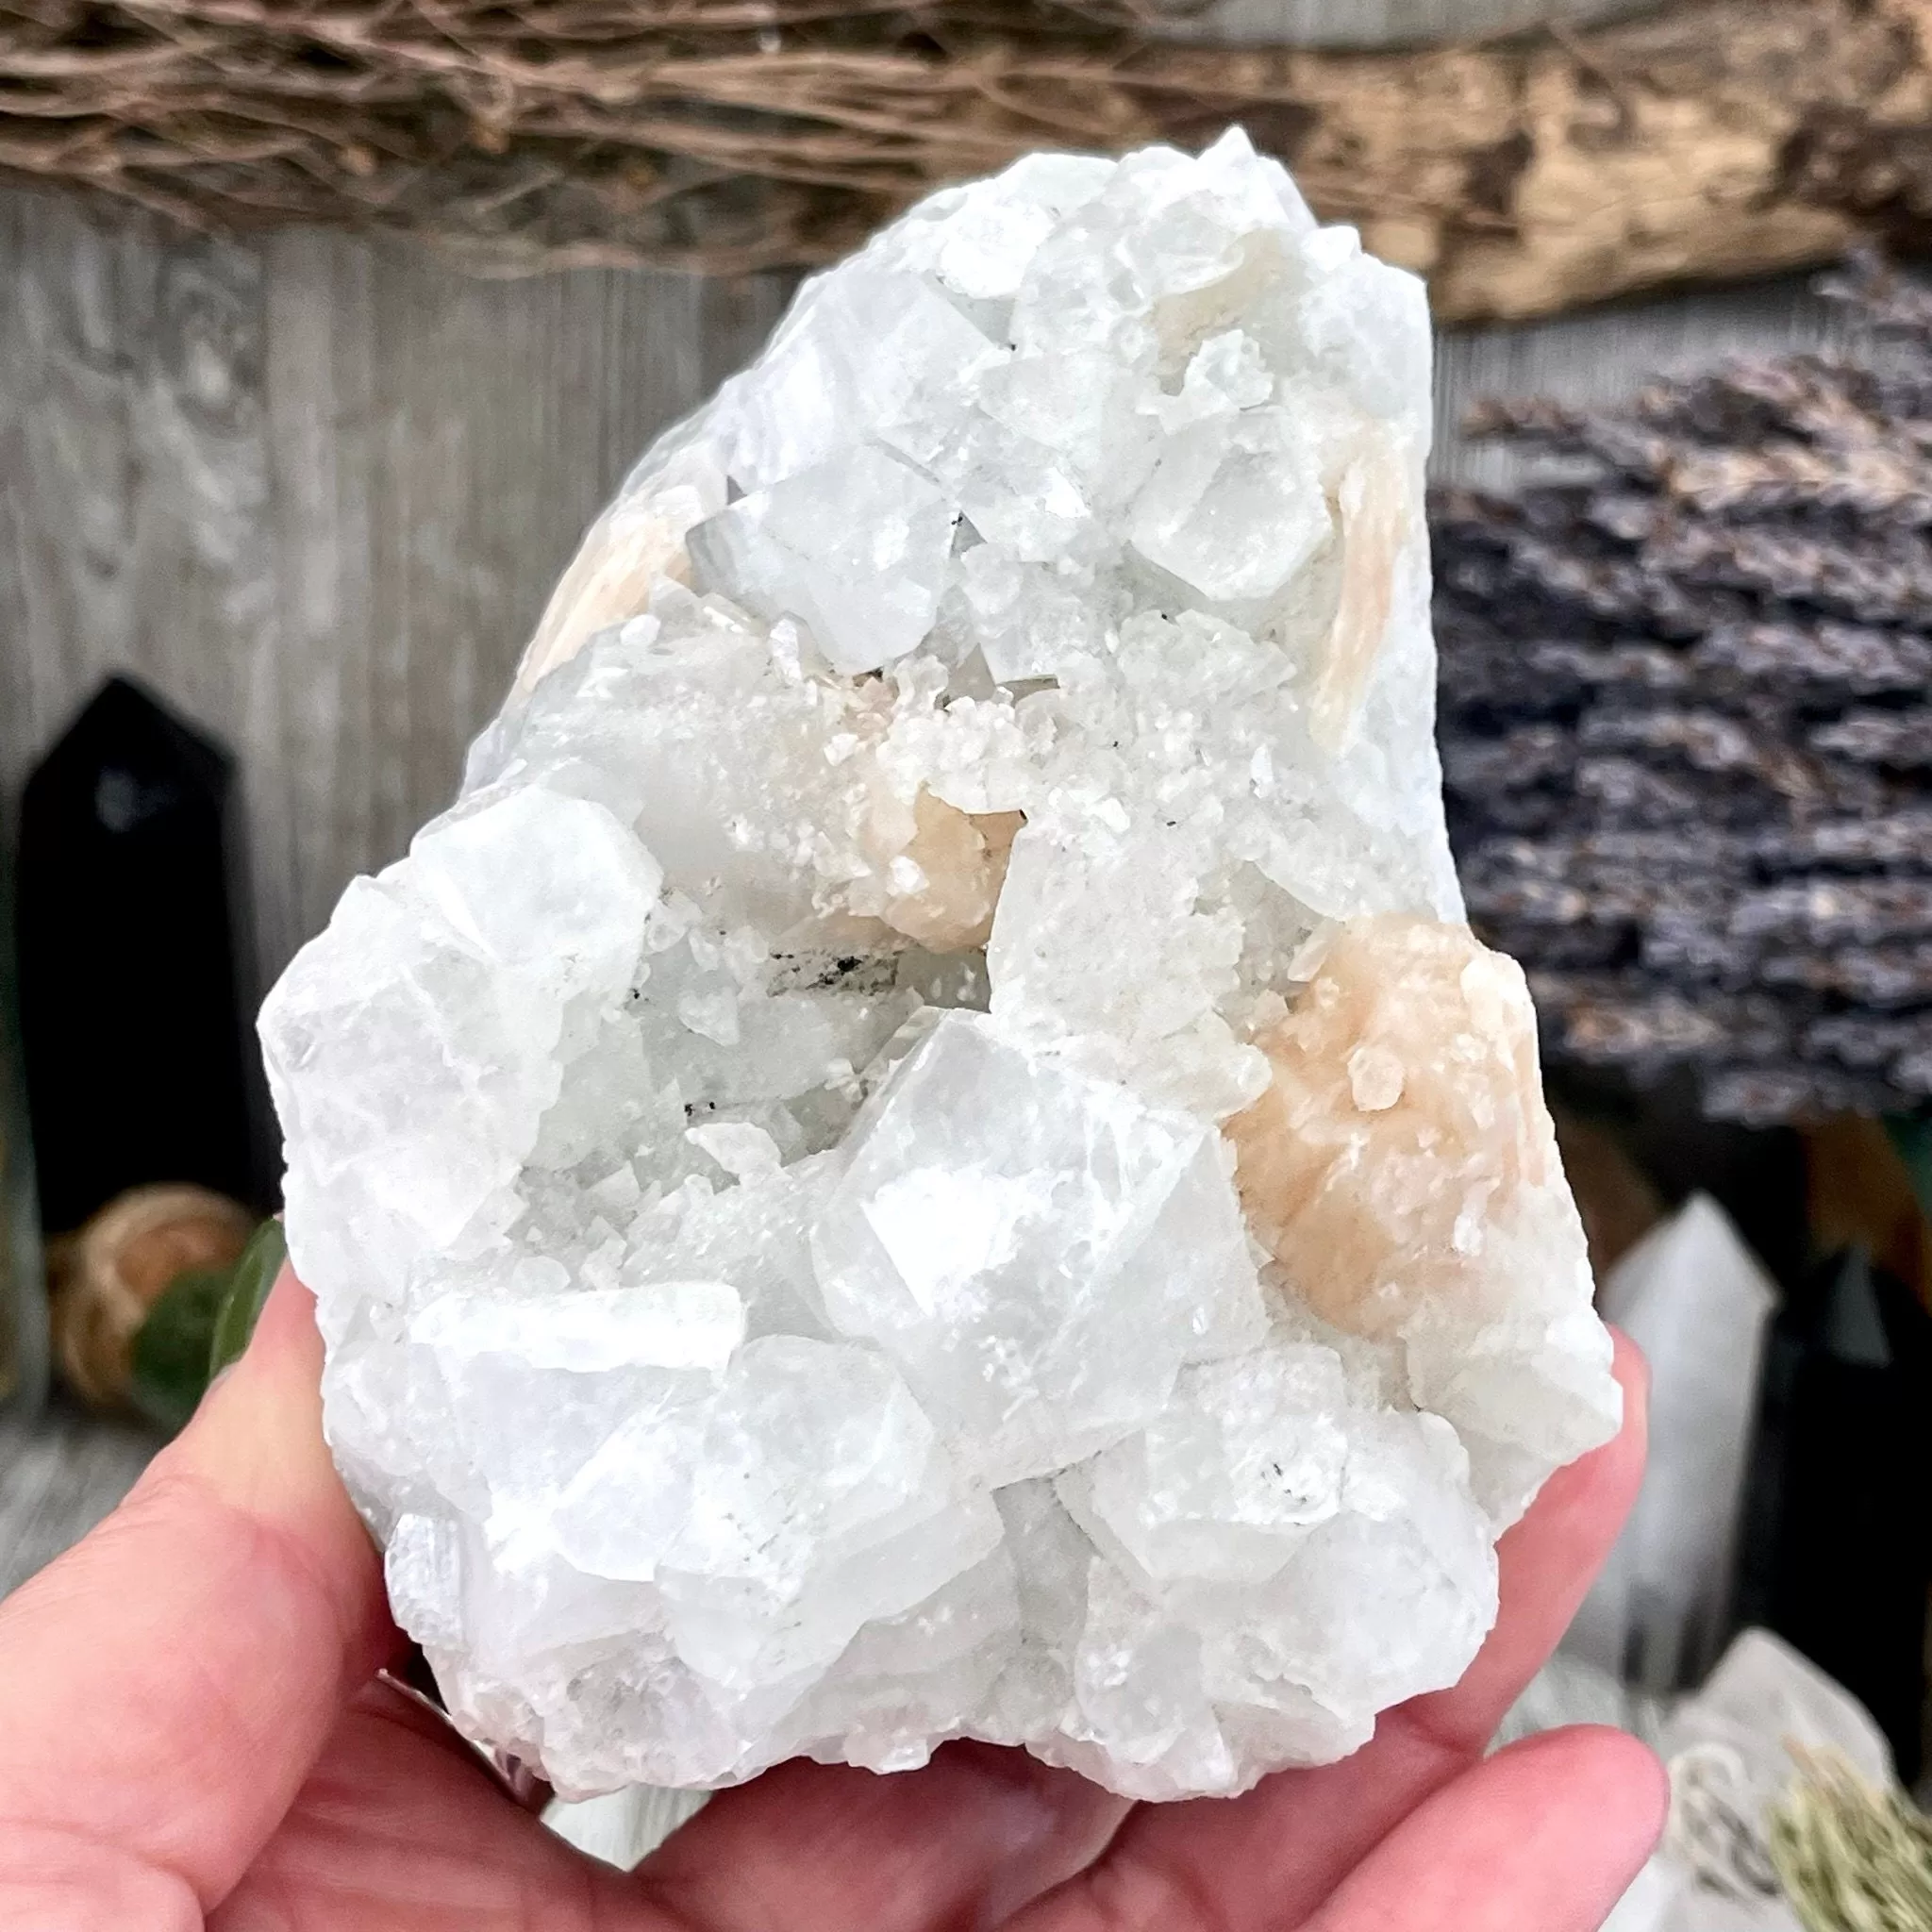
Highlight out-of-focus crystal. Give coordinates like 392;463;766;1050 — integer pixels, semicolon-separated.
1570;1195;1776;1694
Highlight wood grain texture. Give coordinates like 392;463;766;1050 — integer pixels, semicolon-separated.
2;185;1845;985
0;1398;156;1598
1168;0;1655;49
1;0;1889;320
0;189;272;847
1;190;791;985
0;184;1844;1601
1434;273;1857;491
253;227;789;973
1134;0;1932;324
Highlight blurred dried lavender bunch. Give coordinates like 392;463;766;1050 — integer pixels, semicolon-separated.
1434;258;1932;1126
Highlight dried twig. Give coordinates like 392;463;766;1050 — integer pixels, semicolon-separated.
1768;1747;1932;1932
4;0;1932;313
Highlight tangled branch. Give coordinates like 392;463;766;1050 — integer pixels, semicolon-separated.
5;0;1932;313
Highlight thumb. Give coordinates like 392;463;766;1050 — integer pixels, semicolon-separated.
0;1268;395;1924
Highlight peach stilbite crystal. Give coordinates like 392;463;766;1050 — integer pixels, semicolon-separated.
1229;916;1607;1519
1230;914;1559;1343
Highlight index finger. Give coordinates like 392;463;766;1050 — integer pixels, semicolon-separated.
0;1269;395;1922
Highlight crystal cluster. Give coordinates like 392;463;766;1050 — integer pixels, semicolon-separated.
261;130;1620;1803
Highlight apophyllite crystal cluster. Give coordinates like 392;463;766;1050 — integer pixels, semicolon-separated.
261;130;1620;1803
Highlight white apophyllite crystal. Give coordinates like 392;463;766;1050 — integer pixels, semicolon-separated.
260;128;1621;1804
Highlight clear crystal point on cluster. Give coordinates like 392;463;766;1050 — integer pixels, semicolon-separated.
260;129;1620;1804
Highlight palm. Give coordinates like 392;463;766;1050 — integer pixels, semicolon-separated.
1;1277;1662;1932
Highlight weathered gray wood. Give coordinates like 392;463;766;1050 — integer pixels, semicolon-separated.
258;242;790;975
0;181;1854;1602
0;190;273;853
1165;0;1656;48
255;227;730;974
253;227;787;974
0;1399;157;1598
1;191;791;988
0;191;1848;983
1434;274;1857;490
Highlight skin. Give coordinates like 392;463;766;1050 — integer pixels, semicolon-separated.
0;1269;1665;1931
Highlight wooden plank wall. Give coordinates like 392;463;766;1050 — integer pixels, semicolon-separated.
1;185;1854;997
0;171;1862;1598
0;192;791;987
1166;0;1651;46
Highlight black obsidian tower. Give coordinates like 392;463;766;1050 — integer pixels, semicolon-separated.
1737;1247;1932;1782
16;677;270;1232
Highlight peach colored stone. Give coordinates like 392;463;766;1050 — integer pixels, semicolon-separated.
1228;914;1561;1340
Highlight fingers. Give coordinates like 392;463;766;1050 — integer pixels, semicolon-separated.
634;1745;1130;1932
208;1678;643;1932
1303;1727;1667;1932
213;1652;1125;1932
0;1268;396;1924
1002;1333;1648;1932
1398;1331;1650;1759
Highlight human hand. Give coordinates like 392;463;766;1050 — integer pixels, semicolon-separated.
0;1268;1663;1931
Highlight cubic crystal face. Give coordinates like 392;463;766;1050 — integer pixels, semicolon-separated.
813;1010;1267;1490
260;129;1620;1804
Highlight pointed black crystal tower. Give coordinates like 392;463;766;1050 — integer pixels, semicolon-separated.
16;677;270;1233
0;838;47;1414
1736;1246;1932;1781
